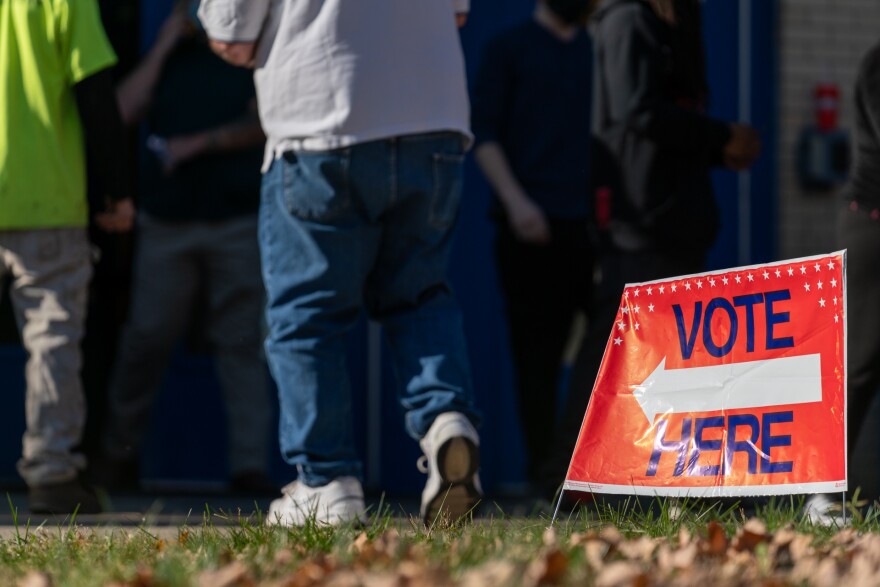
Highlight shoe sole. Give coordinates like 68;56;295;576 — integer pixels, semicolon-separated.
423;436;480;526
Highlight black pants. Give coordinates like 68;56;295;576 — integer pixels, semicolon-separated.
839;202;880;454
540;246;706;497
495;220;594;487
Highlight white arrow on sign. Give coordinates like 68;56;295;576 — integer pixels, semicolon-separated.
632;353;823;424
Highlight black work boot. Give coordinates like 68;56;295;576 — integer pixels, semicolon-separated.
28;476;102;515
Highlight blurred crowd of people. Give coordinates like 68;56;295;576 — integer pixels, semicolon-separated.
2;0;876;524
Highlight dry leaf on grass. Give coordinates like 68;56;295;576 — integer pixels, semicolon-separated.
599;527;623;546
616;537;656;562
732;519;768;552
678;527;692;547
702;521;728;556
568;531;599;547
274;549;295;567
656;542;697;572
459;561;520;587
396;560;451;587
813;557;842;587
845;555;880;587
198;561;254;587
18;572;52;587
352;532;400;568
526;548;569;585
594;561;648;587
284;560;334;586
322;570;361;587
585;539;613;570
114;565;156;587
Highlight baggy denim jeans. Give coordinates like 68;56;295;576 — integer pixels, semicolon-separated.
259;132;480;486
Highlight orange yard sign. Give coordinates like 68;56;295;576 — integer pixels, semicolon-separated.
564;252;847;497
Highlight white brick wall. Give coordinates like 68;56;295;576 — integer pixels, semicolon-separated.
778;0;880;258
780;0;880;495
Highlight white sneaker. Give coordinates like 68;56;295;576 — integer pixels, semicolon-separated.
803;493;844;527
418;412;482;526
266;476;366;527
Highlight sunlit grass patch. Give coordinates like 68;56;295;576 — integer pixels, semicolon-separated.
2;495;880;586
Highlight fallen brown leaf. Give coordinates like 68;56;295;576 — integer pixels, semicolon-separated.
360;572;398;587
703;521;728;556
657;542;697;571
599;527;623;546
526;548;568;585
322;570;361;587
543;528;558;547
594;561;648;587
459;561;520;587
397;560;452;587
678;527;692;547
732;519;768;552
568;531;599;547
286;560;331;587
274;549;295;567
813;557;841;587
788;534;815;562
198;561;253;587
617;537;656;562
126;565;155;587
18;572;52;587
585;539;613;570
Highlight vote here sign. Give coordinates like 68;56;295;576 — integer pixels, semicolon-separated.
564;252;846;498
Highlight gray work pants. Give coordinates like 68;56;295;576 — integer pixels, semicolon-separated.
0;227;92;487
103;213;270;475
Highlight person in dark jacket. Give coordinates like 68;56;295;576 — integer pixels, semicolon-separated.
94;1;275;496
543;0;761;501
803;40;880;525
472;0;594;495
594;0;760;264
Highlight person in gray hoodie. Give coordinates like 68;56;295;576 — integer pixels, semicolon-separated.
544;0;761;502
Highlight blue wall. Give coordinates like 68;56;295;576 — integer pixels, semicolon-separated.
0;0;778;493
704;0;778;268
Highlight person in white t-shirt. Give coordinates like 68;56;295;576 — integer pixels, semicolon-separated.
199;0;482;527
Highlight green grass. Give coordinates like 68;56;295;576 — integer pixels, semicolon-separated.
1;495;879;586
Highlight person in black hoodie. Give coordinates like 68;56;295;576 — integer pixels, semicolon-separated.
472;0;595;496
542;0;761;502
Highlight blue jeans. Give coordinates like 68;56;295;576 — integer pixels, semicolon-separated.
260;132;480;486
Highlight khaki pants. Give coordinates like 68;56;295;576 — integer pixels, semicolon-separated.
0;227;92;487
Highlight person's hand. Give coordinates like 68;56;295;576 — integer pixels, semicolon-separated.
507;197;551;244
723;123;761;171
95;198;136;233
209;40;257;68
456;12;468;27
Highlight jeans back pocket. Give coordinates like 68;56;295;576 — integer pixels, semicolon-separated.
281;150;352;222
